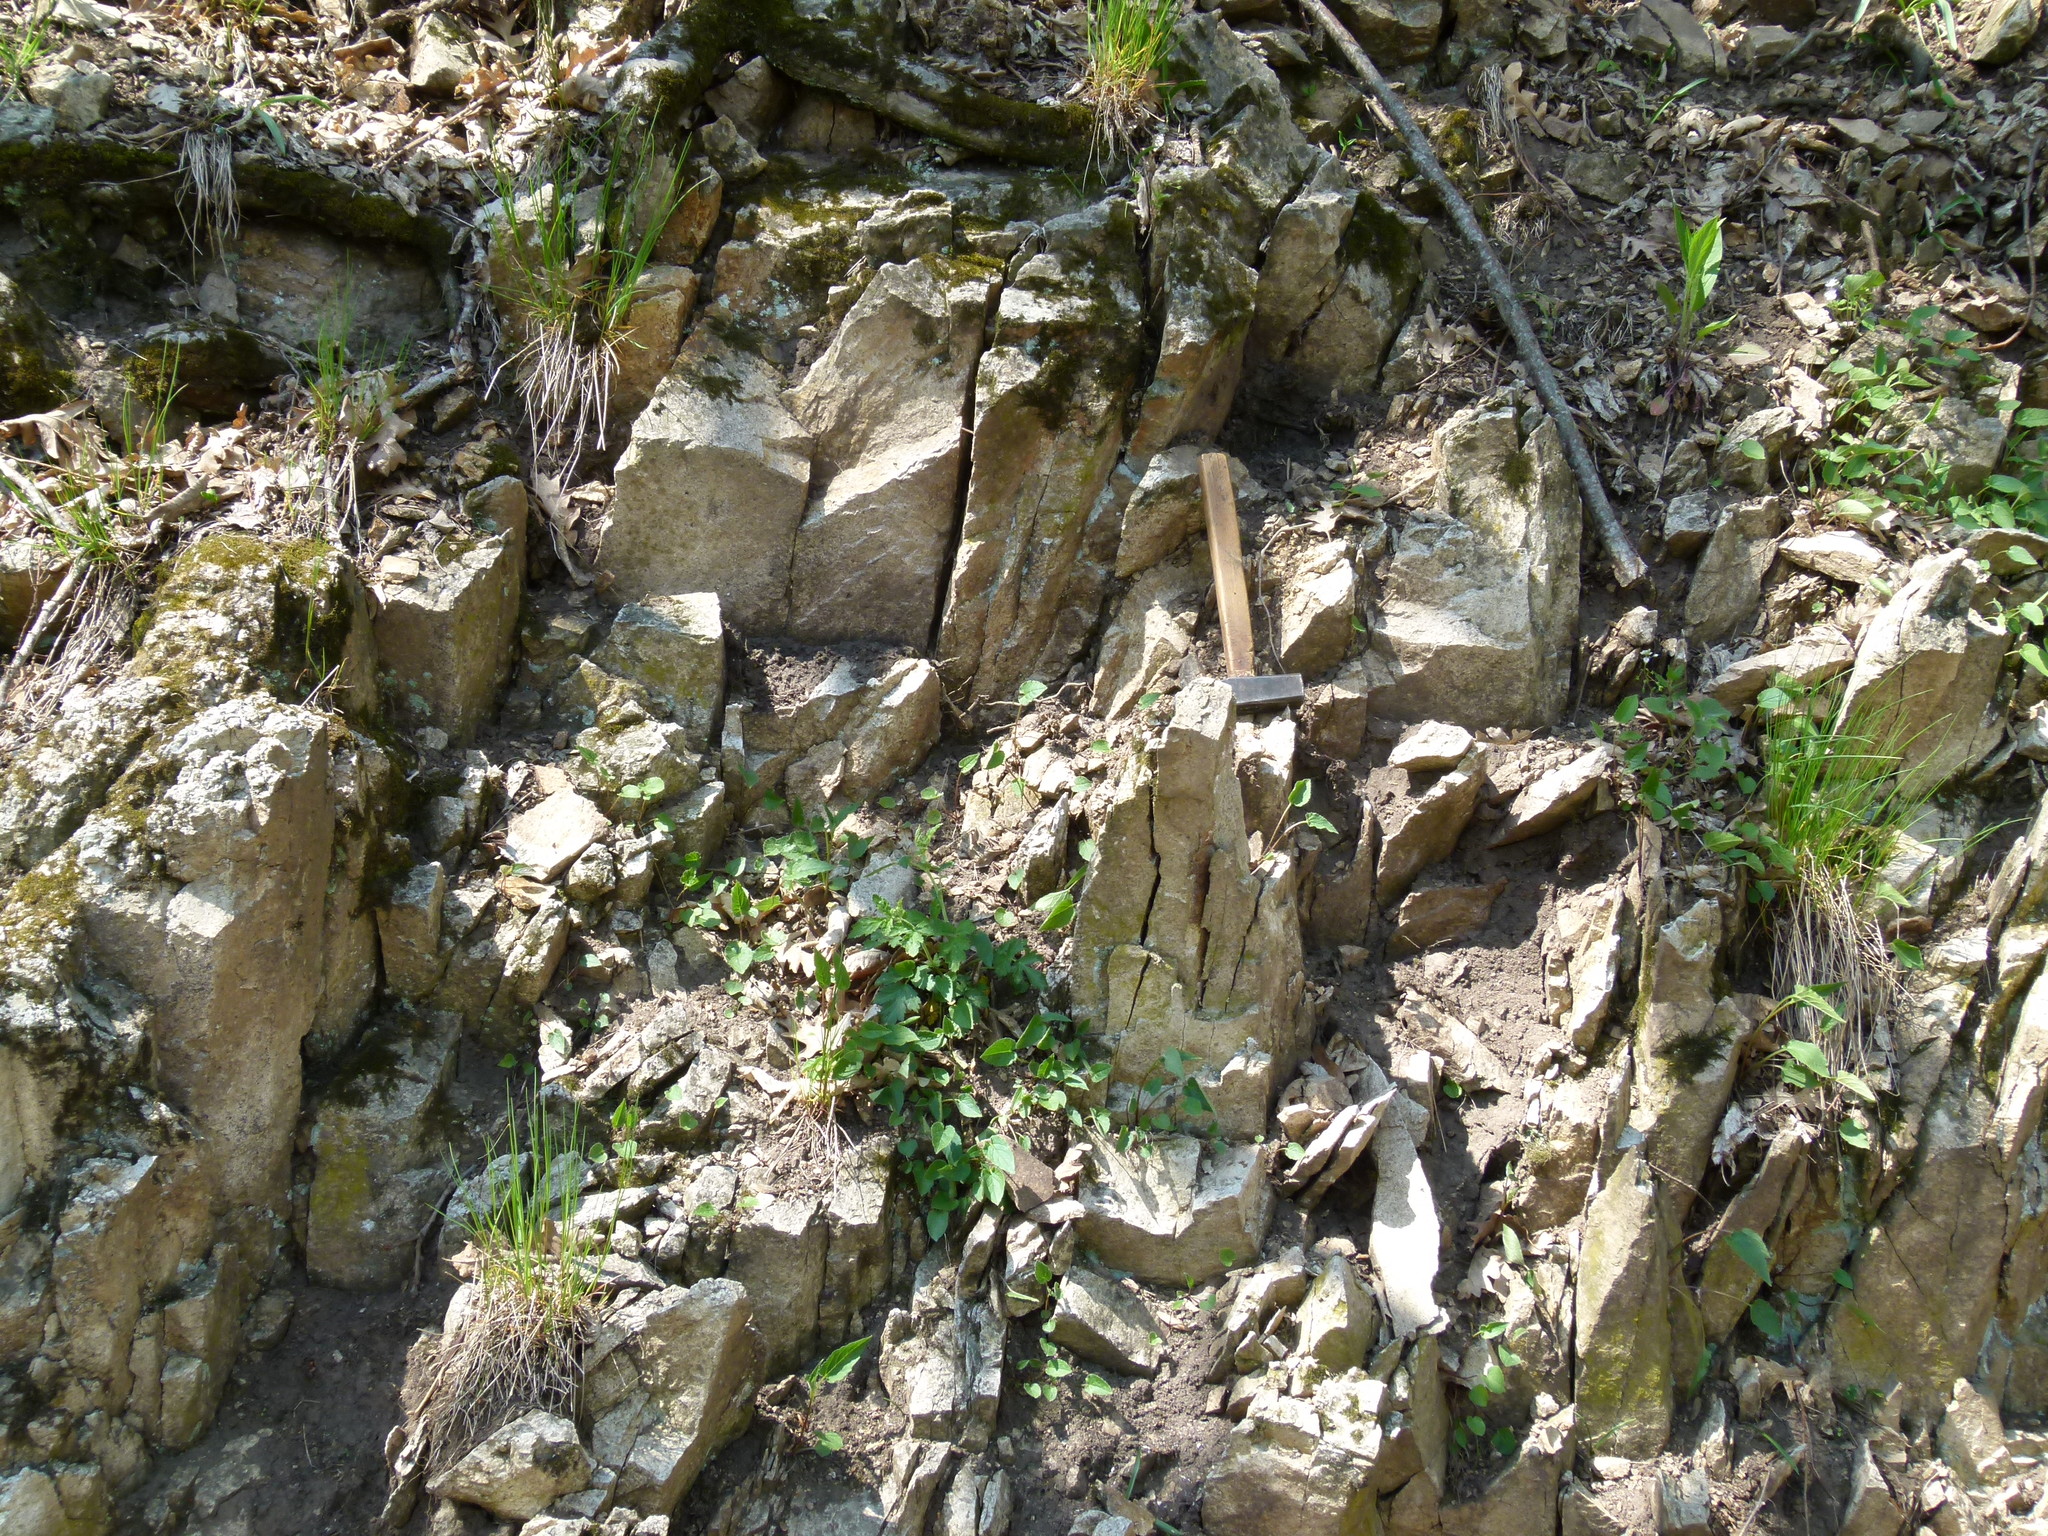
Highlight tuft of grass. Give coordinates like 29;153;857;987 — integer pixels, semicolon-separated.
1753;684;1928;1073
178;126;240;257
402;1092;597;1486
484;124;689;475
0;8;51;97
1082;0;1182;161
2;357;181;718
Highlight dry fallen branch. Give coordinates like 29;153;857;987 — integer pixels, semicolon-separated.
1300;0;1648;588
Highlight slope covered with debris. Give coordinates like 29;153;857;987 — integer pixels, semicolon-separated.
0;0;2045;1533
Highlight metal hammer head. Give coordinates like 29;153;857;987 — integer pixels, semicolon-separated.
1225;674;1305;709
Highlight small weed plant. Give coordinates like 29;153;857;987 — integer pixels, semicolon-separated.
1604;670;1927;1076
2;358;187;716
1654;214;1736;411
1718;1225;1860;1352
1751;686;1928;1070
656;796;1109;1239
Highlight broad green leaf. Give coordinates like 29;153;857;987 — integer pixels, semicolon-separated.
1782;1039;1832;1076
810;1335;872;1388
1749;1298;1784;1340
1725;1227;1774;1284
1017;679;1048;705
1083;1373;1115;1399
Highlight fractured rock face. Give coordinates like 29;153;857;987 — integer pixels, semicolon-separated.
1827;1054;2011;1420
1076;1133;1273;1285
1629;899;1738;1224
1091;558;1203;722
604;343;814;631
1364;407;1580;730
1683;497;1782;648
305;1009;459;1289
1837;550;2006;794
937;199;1146;705
1277;541;1359;678
1130;166;1259;461
589;594;725;755
1051;1264;1163;1377
1574;1149;1675;1459
723;653;942;819
1285;190;1426;400
373;477;526;745
1376;748;1488;906
1072;679;1310;1136
786;255;1000;646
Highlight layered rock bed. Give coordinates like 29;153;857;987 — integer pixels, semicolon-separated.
0;0;2046;1533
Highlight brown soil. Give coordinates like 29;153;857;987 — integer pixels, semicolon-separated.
118;1282;452;1535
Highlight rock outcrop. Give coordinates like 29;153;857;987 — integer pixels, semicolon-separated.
1363;406;1581;729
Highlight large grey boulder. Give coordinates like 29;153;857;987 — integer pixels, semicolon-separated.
589;594;725;755
787;256;1000;645
373;479;525;745
1837;550;2006;794
604;343;813;631
428;1410;591;1521
937;200;1146;706
1075;1133;1272;1285
581;1279;762;1515
1243;150;1422;397
305;1010;459;1289
1364;407;1580;730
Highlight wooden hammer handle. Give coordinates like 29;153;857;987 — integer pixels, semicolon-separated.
1200;452;1255;679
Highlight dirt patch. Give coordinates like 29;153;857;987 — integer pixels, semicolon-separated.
118;1280;451;1536
732;638;917;715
